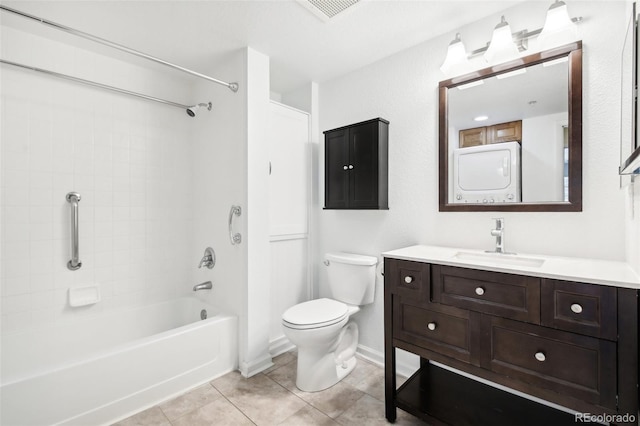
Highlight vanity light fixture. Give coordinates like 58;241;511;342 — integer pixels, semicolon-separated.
440;33;470;75
484;16;520;65
439;1;582;77
538;0;579;51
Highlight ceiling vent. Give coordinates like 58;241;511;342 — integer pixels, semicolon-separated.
297;0;362;22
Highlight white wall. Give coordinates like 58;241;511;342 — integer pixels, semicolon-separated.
0;25;198;334
267;102;310;349
625;180;640;272
191;51;247;332
521;112;567;202
242;47;273;376
317;1;628;359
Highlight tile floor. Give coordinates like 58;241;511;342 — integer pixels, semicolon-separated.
114;351;424;425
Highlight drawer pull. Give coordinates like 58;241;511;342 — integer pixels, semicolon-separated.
404;276;414;284
534;351;546;362
427;322;437;331
570;303;583;314
475;287;485;296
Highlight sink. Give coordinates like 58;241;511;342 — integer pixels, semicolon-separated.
453;251;546;268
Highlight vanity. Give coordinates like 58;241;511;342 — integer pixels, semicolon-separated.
383;245;640;425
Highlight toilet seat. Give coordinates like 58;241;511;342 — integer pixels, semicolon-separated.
282;298;348;330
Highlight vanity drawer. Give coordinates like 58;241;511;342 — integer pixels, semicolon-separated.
386;258;430;302
483;317;616;409
393;300;479;365
541;279;617;340
432;265;540;323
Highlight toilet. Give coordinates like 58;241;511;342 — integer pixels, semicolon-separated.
282;252;377;392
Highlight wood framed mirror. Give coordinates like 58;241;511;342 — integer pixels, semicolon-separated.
439;42;582;212
620;3;640;176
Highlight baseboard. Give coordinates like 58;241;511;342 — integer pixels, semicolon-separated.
269;335;295;358
239;353;274;378
264;339;418;379
355;344;419;379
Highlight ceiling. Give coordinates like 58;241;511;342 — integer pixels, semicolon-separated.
2;0;526;94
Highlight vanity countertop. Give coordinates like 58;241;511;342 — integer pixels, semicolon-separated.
383;245;640;289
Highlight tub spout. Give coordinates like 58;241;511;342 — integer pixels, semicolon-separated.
193;281;213;291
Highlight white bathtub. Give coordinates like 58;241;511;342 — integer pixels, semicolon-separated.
0;297;237;426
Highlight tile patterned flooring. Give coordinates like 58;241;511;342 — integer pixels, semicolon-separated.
114;352;424;425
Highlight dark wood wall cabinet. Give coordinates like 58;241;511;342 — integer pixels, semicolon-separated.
384;257;639;426
324;118;389;209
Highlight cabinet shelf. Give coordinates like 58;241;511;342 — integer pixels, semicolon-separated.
396;363;576;426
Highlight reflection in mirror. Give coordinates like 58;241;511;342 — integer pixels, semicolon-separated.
439;42;582;212
448;60;568;204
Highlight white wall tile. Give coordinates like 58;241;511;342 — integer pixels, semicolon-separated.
1;26;195;334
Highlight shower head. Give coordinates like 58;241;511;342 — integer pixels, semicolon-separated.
186;102;212;117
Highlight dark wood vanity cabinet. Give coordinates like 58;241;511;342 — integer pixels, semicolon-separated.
384;258;639;425
324;118;388;209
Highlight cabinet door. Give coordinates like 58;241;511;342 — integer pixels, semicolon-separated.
387;258;430;302
482;316;616;409
268;103;309;236
349;122;380;208
325;128;350;208
541;279;617;340
487;120;522;144
432;265;540;324
459;127;486;147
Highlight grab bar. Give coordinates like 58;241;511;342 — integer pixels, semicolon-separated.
66;192;82;270
228;205;242;245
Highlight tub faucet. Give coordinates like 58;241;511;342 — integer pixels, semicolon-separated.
489;218;505;254
193;281;213;291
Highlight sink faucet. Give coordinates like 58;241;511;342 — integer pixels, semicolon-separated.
490;218;505;254
193;281;213;291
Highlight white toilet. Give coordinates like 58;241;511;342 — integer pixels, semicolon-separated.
282;252;377;392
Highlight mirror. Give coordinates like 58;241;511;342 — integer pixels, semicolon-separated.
620;3;640;175
439;42;582;212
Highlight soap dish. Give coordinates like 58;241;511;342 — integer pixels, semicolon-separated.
68;284;100;307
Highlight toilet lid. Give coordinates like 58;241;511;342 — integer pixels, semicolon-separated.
282;298;348;329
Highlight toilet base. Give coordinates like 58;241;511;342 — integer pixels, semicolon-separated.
295;352;357;392
335;355;357;382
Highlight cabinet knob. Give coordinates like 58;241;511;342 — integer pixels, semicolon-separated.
343;165;348;170
427;322;437;331
534;351;546;362
348;165;354;169
570;303;583;314
404;276;414;284
475;287;485;296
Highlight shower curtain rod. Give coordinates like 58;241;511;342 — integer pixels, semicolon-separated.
0;4;239;93
0;59;212;117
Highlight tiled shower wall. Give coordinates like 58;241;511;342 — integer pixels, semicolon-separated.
1;26;196;333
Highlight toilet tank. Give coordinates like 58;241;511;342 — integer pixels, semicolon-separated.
325;252;378;305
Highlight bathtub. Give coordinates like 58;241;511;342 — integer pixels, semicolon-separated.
0;297;237;426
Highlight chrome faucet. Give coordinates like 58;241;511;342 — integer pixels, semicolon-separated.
489;218;506;254
193;281;213;291
198;247;216;269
